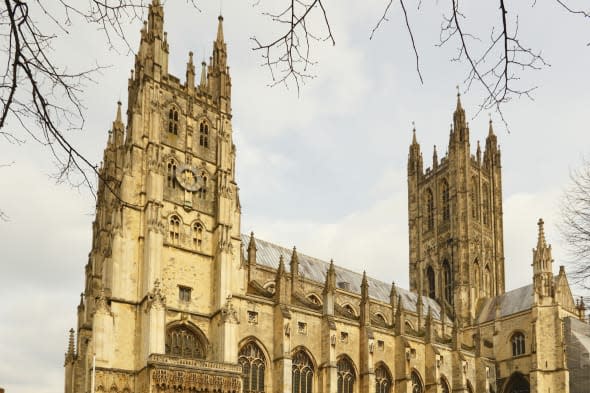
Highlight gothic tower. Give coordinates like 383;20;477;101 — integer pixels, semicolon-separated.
407;94;505;324
65;2;244;392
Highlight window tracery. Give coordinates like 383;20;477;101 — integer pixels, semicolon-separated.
239;342;266;393
199;121;209;148
426;266;435;299
292;350;314;393
168;108;179;135
165;325;205;358
411;371;424;393
471;177;479;220
167;160;177;189
511;332;525;356
440;377;450;393
442;260;452;304
425;188;434;231
169;215;180;244
336;357;355;393
192;222;203;249
375;363;392;393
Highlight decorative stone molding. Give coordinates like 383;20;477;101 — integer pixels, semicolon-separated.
221;296;239;324
146;279;166;312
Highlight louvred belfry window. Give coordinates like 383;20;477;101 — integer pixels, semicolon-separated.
199;122;209;148
239;342;266;393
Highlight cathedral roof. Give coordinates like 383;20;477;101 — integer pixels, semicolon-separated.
476;284;535;323
241;234;449;322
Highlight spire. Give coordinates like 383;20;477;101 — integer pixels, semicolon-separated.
247;232;257;265
533;218;554;298
277;255;285;276
361;271;369;301
411;124;417;145
216;15;225;43
290;246;299;277
452;88;467;137
200;61;207;89
476;140;482;163
323;259;336;315
408;122;423;175
66;328;75;359
488;117;495;137
433;145;438;168
537;218;547;249
186;51;195;89
115;101;122;123
360;271;371;326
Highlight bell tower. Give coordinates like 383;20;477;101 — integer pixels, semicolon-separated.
407;93;505;324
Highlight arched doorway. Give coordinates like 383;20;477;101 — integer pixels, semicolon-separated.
503;373;530;393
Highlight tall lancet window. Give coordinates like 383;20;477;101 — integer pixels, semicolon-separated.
199;121;209;148
441;180;450;222
292;350;314;393
169;215;180;245
471;177;479;221
425;188;434;231
168;108;179;135
426;266;435;299
167;160;177;189
483;183;490;226
442;260;453;304
239;342;266;393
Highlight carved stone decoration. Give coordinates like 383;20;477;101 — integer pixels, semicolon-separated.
221;296;239;324
146;279;166;312
284;322;291;337
175;164;205;192
95;286;112;315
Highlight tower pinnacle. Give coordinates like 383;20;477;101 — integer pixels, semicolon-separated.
216;15;225;43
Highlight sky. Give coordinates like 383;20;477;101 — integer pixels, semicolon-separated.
1;0;589;391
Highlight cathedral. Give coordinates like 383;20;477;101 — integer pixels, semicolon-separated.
63;1;590;392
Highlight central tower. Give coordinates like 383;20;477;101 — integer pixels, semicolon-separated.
407;95;505;323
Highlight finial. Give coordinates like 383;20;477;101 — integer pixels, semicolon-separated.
115;101;122;123
488;116;495;136
411;123;417;144
216;14;225;42
455;86;463;111
537;218;546;245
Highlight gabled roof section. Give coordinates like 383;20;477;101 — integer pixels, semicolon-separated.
476;284;534;324
241;234;449;322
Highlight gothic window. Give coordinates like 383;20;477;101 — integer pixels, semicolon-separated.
441;180;450;222
239;342;266;393
484;264;492;297
375;363;392;393
292;350;314;393
336;357;355;393
165;325;205;358
199;121;209;148
483;183;490;226
511;332;526;356
169;215;181;244
440;377;450;393
504;372;530;393
168;108;179;135
471;177;479;221
442;260;453;304
307;294;321;306
197;172;208;199
411;371;424;393
167;160;177;189
425;189;434;231
192;222;203;249
375;313;387;325
426;266;435;299
343;304;356;317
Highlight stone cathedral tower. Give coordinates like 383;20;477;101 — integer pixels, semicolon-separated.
407;94;505;324
64;2;244;392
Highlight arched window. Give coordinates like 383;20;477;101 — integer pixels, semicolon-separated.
375;313;387;325
441;180;450;222
471;177;479;221
483;183;490;226
442;260;452;304
425;189;434;231
167;160;177;189
198;171;208;200
440;377;450;393
192;222;203;249
292;350;314;393
239;342;266;393
342;304;356;317
426;266;435;299
337;357;355;393
199;121;209;148
169;215;180;244
484;264;492;297
375;363;392;393
168;108;179;135
411;371;424;393
308;294;321;306
165;325;205;358
511;332;526;356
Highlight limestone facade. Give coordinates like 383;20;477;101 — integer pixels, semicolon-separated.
64;2;590;393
